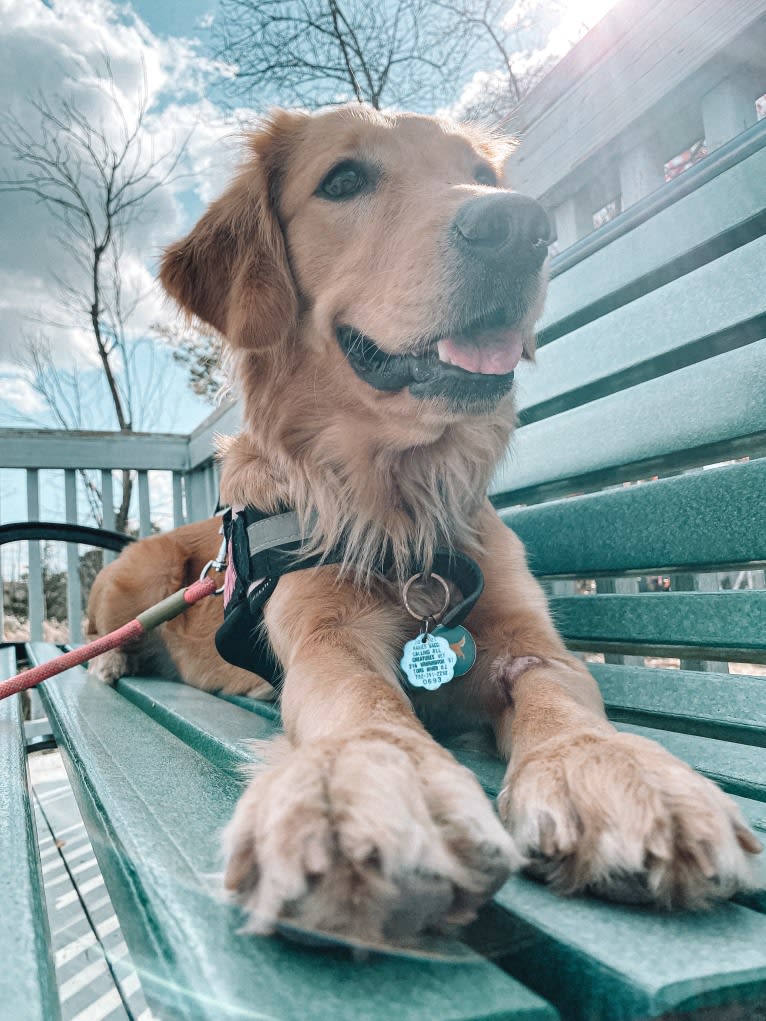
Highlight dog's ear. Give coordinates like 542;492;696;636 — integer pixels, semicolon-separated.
160;110;309;349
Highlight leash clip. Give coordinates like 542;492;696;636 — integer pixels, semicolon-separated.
200;535;228;595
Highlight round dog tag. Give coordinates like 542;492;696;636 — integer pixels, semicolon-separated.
432;625;476;676
400;633;457;690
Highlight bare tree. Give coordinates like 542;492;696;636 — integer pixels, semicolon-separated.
0;57;189;532
214;0;575;123
215;0;473;110
433;0;526;105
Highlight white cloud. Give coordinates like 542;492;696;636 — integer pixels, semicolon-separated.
0;372;46;417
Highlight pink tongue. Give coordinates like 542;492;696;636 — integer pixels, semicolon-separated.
436;328;524;375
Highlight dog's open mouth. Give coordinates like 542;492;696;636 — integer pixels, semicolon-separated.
337;308;525;408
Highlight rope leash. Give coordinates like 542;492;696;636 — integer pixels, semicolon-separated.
0;575;220;702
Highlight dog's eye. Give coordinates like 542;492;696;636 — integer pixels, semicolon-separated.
318;161;370;200
473;164;498;187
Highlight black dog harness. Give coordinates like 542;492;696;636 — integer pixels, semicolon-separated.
215;505;485;685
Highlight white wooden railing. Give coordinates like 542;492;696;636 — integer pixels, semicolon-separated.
0;401;241;642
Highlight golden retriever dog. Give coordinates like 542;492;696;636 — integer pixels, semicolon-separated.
88;105;761;942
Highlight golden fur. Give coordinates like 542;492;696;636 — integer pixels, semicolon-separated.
88;105;761;942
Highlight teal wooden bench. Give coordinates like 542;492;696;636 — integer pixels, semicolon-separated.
3;118;766;1021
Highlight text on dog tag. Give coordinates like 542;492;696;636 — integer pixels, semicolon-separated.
400;633;457;690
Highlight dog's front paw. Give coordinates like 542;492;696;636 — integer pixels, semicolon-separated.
223;730;520;942
498;731;762;908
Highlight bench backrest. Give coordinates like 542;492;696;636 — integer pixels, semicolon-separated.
491;117;766;677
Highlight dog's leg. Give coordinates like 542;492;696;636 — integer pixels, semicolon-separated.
470;504;761;908
222;566;520;941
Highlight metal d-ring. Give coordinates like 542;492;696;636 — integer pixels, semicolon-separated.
402;571;450;623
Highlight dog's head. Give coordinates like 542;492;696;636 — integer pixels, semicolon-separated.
161;106;550;420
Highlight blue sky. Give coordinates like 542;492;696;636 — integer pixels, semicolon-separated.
131;0;215;37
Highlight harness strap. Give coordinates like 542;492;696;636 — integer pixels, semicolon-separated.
215;505;485;682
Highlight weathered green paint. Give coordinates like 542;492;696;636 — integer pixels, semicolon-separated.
438;732;766;1020
490;878;766;1021
218;690;282;723
439;725;766;1020
440;736;766;889
117;676;278;775
21;591;766;1021
592;663;766;746
549;591;766;655
504;458;766;577
29;647;556;1021
0;647;61;1021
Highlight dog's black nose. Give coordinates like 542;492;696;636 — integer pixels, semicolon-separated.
452;193;551;266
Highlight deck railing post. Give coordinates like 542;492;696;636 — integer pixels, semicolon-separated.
25;469;44;643
186;467;213;523
206;464;218;515
101;469;115;564
172;471;185;528
64;469;82;644
138;470;151;537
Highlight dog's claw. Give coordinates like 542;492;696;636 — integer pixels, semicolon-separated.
499;731;762;909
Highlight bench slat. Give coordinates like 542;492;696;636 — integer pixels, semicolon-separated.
491;338;766;502
112;674;766;871
117;676;276;775
593;663;766;747
218;690;282;722
490;875;766;1021
502;458;766;576
29;646;556;1021
520;234;766;421
0;647;61;1021
540;134;766;337
549;590;766;662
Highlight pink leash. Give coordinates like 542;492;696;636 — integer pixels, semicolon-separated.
0;575;220;701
